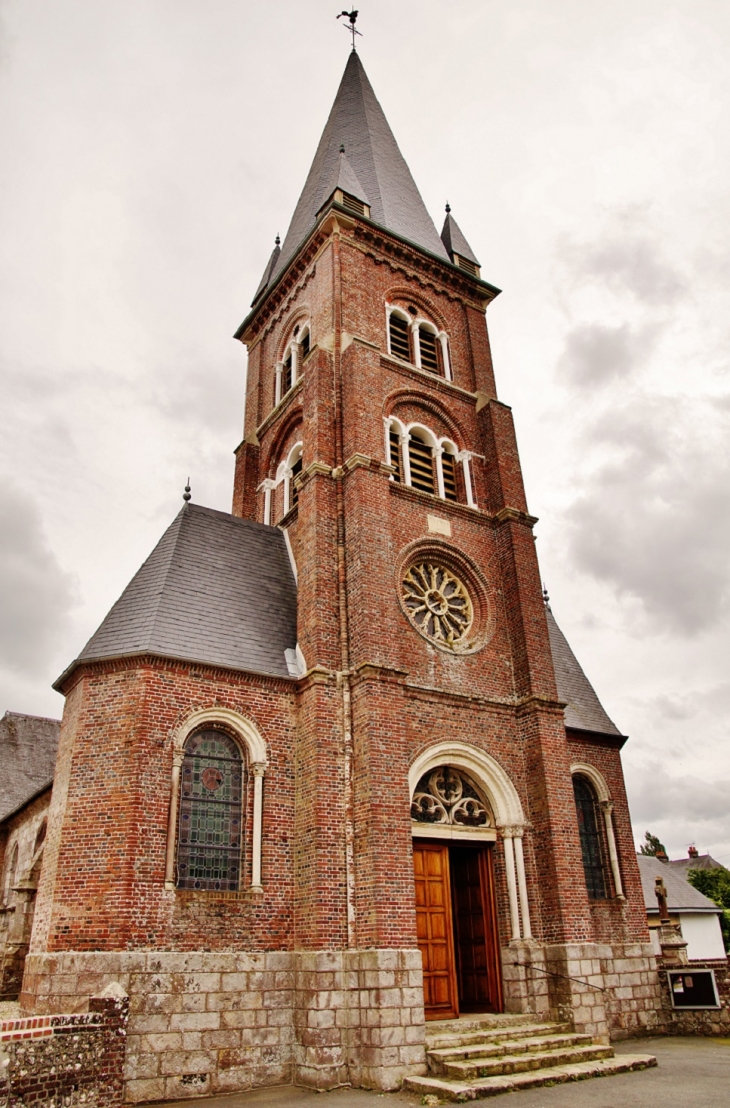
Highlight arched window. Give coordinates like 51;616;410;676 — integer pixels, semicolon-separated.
282;350;293;395
290;452;303;507
389;427;402;482
418;325;440;374
573;775;607;899
388;310;411;361
177;729;245;892
299;324;311;360
441;449;458;501
408;431;435;494
4;843;18;904
34;820;47;854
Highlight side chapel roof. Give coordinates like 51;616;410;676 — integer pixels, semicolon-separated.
0;711;60;823
545;606;622;737
58;505;298;686
256;51;450;299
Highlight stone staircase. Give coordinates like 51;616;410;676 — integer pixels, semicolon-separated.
404;1013;656;1100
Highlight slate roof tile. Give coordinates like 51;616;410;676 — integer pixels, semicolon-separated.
62;505;298;683
0;712;60;824
636;853;722;913
546;606;622;737
257;52;449;299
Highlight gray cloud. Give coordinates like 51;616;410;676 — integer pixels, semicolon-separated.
565;396;730;635
559;321;660;389
626;761;730;860
0;483;77;676
577;233;686;307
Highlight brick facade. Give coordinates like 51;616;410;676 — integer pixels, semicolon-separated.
18;54;670;1102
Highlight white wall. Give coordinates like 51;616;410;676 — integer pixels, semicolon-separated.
679;912;727;961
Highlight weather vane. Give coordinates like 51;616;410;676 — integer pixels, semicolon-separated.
337;10;362;51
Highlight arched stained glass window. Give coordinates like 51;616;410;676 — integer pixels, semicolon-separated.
177;729;244;892
573;775;607;900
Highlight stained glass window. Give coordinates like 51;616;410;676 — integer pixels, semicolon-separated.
177;729;244;892
573;775;607;899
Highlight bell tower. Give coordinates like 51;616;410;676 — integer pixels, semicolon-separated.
23;42;657;1103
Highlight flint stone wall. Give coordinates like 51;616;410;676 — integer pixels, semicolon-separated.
21;948;426;1102
0;993;127;1107
658;958;730;1035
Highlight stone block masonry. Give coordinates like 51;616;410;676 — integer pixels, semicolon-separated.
21;948;426;1102
0;990;128;1107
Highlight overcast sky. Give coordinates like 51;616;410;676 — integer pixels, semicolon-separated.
1;0;729;864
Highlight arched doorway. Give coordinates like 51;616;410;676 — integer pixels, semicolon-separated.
409;745;527;1021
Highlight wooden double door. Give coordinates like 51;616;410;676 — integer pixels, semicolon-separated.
413;840;503;1020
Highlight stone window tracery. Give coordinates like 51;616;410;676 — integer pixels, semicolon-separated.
402;561;473;648
411;766;492;828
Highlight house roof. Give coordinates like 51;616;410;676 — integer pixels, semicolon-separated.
0;712;60;824
441;210;480;265
669;853;729;876
637;853;722;914
256;51;450;299
58;504;298;686
545;606;622;737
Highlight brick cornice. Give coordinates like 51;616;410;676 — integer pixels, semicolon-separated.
380;353;478;407
54;652;297;697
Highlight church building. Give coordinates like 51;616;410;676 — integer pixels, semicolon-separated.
19;49;662;1102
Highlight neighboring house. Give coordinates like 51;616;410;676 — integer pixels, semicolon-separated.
0;711;60;998
636;853;727;962
668;845;729;878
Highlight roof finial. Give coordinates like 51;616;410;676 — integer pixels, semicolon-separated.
339;142;346;154
183;479;191;503
337;9;362;51
445;202;451;214
275;233;280;247
542;582;551;610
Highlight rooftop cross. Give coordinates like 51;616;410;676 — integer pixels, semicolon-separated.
337;9;362;51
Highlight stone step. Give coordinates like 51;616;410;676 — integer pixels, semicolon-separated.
427;1014;540;1036
440;1042;615;1080
426;1020;571;1051
428;1032;595;1072
404;1053;658;1101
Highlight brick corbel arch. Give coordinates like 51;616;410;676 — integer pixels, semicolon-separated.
263;407;303;479
385;286;449;333
164;708;268;894
383;388;466;447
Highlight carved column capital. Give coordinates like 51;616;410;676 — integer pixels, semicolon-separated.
251;761;267;778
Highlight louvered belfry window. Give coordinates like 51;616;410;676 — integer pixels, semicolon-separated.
177;729;244;892
290;454;303;507
409;435;435;494
342;193;367;216
573;775;607;899
418;327;439;373
389;429;402;482
442;452;458;501
300;331;310;359
389;313;411;361
283;352;293;395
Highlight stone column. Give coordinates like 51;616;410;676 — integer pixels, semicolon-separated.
501;830;521;940
438;331;452;380
250;762;266;892
164;749;185;889
513;829;532;939
600;801;625;899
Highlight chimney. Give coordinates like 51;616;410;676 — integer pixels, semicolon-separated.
688;845;699;859
655;848;668;863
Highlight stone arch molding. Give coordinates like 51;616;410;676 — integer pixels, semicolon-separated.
165;707;267;893
409;741;532;941
570;761;625;899
570;761;610;802
409;741;523;827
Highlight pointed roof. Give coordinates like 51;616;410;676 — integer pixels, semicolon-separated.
257;52;449;298
253;236;282;301
318;147;371;211
545;606;622;737
57;504;298;686
441;208;480;265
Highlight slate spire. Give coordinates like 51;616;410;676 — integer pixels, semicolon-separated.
441;206;480;266
255;51;449;301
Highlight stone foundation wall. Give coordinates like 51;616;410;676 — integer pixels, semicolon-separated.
501;940;662;1042
658;958;730;1035
0;992;128;1107
21;948;426;1102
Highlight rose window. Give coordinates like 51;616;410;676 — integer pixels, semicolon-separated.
402;562;473;648
411;767;491;827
